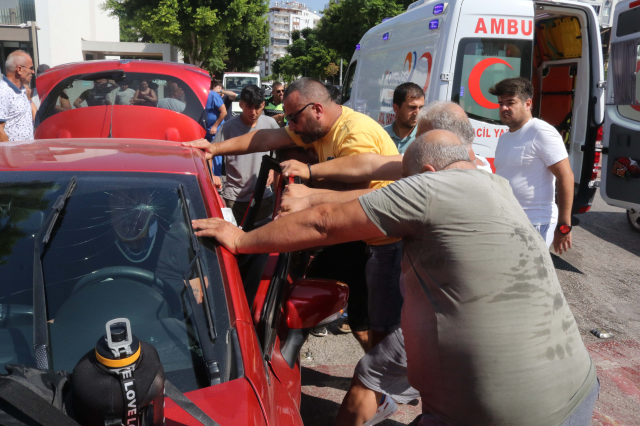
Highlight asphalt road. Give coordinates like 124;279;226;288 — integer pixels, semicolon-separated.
299;189;640;426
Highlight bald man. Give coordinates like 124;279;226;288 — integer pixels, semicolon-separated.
0;50;35;141
192;130;598;426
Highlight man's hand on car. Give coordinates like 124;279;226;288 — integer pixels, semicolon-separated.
192;218;243;255
182;139;215;160
281;159;310;181
212;175;222;190
266;170;275;187
552;230;572;255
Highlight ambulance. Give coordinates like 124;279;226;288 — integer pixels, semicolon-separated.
341;0;606;214
601;0;640;233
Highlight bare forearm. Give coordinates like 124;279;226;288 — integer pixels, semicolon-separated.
310;153;403;183
0;128;8;142
307;188;374;207
213;128;294;156
235;202;374;254
556;176;574;224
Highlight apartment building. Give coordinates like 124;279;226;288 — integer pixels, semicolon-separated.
259;1;321;78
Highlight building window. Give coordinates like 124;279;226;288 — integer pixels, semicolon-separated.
603;6;610;17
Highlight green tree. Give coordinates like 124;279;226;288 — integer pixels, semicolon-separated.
316;0;413;60
272;28;340;81
102;0;269;75
324;62;339;84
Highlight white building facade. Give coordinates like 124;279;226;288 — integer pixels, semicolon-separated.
260;1;321;78
34;0;119;66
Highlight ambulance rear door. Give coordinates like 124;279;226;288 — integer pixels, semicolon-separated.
601;0;640;231
449;0;535;164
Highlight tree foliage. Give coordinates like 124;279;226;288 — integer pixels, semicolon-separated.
271;28;340;82
316;0;414;60
103;0;269;75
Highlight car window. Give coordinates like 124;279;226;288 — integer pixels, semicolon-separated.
452;38;532;124
223;76;259;92
0;172;230;392
39;73;204;125
342;61;357;104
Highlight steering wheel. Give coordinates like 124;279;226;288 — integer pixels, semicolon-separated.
71;266;182;311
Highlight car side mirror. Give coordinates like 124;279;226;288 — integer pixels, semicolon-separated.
284;278;348;330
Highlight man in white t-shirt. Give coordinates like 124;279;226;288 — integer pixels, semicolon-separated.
491;77;573;254
114;81;136;105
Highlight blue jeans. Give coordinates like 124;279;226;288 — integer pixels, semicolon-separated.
365;241;403;333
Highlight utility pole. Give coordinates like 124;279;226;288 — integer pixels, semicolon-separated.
339;57;343;86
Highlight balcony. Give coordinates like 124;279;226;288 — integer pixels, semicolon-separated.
0;0;35;25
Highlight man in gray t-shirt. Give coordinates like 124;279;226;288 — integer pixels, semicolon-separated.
214;85;279;224
192;129;597;426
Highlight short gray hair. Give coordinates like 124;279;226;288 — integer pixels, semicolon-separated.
5;50;29;73
404;131;471;175
418;101;475;147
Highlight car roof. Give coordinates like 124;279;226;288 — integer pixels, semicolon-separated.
0;138;203;174
36;60;212;103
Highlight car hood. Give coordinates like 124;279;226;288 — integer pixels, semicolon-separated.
165;378;266;426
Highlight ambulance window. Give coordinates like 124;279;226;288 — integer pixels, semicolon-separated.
452;38;532;124
342;61;357;104
616;7;640;38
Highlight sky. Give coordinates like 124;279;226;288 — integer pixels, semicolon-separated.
270;0;329;14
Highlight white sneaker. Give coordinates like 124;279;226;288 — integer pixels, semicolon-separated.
364;394;398;425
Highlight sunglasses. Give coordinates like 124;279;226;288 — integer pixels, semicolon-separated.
285;102;314;124
274;89;284;93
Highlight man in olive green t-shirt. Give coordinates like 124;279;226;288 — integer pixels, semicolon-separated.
191;130;598;426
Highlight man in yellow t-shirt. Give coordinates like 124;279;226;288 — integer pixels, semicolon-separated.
184;77;403;351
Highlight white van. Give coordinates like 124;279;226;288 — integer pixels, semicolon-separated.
222;72;261;117
342;0;605;214
601;0;640;233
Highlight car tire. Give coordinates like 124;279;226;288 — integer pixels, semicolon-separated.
627;209;640;234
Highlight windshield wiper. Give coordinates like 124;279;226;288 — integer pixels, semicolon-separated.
33;176;77;369
177;184;220;385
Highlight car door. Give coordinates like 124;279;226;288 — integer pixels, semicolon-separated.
601;0;640;230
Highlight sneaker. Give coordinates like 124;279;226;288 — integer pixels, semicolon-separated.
311;326;328;337
364;394;398;425
336;322;352;334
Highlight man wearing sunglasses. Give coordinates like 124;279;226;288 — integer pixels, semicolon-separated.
263;81;286;127
0;50;35;142
184;77;400;352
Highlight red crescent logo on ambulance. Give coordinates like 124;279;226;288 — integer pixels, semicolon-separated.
418;52;433;92
468;58;513;109
404;52;414;72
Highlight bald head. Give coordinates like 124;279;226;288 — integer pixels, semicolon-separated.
284;77;332;105
416;101;475;147
403;129;472;176
5;50;31;73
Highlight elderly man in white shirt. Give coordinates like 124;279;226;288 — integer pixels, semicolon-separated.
0;50;35;142
491;77;574;254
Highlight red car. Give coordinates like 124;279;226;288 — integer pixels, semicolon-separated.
34;60;210;141
0;138;347;425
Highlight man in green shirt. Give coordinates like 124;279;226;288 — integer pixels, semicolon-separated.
263;81;285;127
383;82;424;153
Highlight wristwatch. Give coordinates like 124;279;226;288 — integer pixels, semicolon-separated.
557;223;572;234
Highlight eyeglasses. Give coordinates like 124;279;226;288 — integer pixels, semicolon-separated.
285;102;314;124
275;90;284;93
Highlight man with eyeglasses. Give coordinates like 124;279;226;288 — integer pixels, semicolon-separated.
263;81;286;127
0;50;35;142
184;77;400;352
